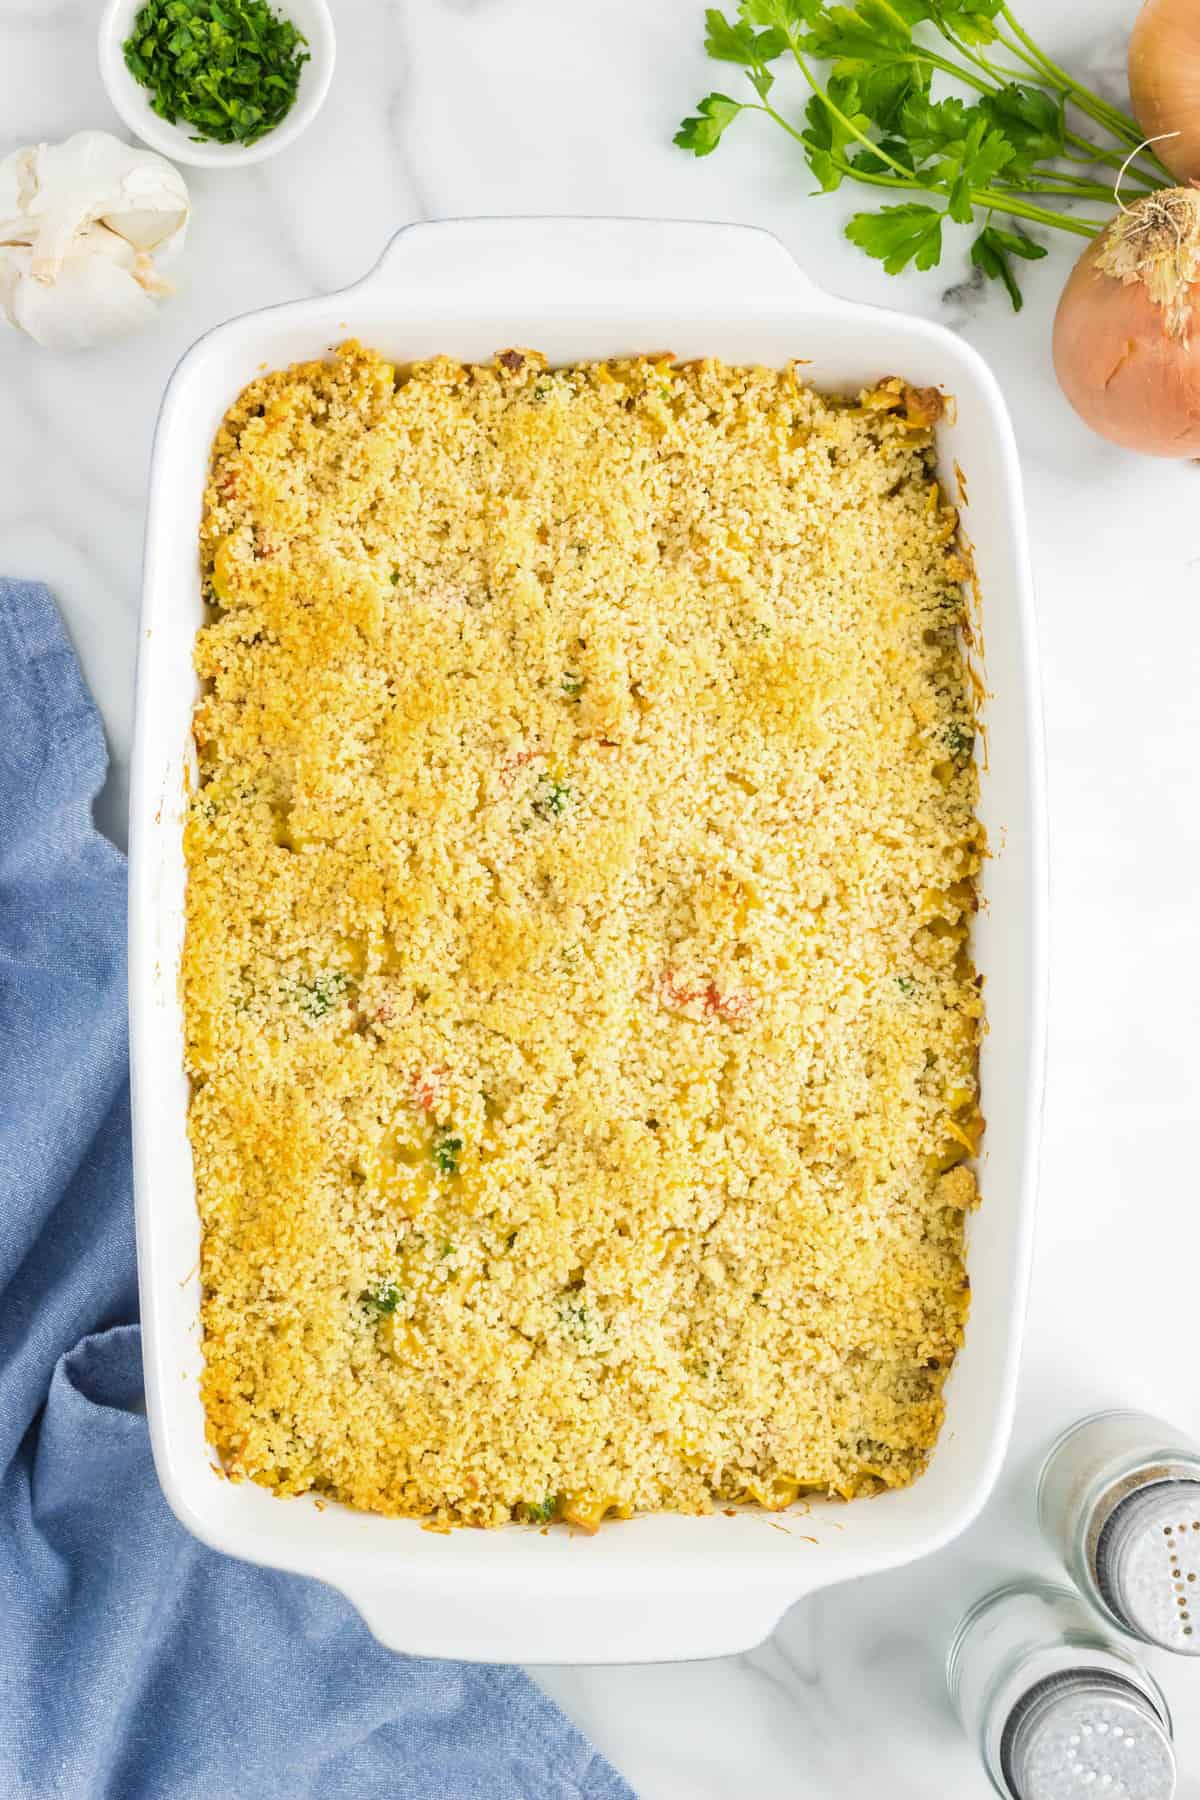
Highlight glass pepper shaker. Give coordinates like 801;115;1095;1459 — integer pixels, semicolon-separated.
947;1581;1176;1800
1038;1409;1200;1655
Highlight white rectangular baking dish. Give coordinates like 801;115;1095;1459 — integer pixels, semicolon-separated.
129;217;1046;1665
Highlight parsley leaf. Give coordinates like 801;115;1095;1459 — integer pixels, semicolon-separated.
742;0;823;31
857;58;930;131
794;5;932;146
802;0;919;67
954;117;1013;195
929;0;1003;46
898;95;1012;219
675;92;745;156
851;135;914;175
703;7;786;65
970;224;1046;310
899;92;971;163
803;76;874;190
978;83;1064;171
845;202;945;273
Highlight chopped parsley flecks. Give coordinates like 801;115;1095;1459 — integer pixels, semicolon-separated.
432;1132;462;1176
532;776;573;821
360;1281;402;1315
557;1295;595;1345
296;970;348;1019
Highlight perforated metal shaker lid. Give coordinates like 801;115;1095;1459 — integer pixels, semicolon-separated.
1096;1479;1200;1655
1001;1671;1175;1800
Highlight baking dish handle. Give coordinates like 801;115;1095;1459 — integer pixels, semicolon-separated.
332;1569;802;1664
363;217;824;314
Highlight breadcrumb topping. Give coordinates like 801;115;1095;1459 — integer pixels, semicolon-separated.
184;342;982;1529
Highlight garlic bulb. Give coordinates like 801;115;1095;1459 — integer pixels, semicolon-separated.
0;130;189;350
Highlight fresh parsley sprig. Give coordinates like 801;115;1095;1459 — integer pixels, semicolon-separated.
123;0;309;147
677;0;1172;308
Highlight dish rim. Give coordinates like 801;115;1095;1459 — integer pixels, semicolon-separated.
128;217;1048;1663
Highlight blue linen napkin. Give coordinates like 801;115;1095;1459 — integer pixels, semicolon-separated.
0;579;635;1800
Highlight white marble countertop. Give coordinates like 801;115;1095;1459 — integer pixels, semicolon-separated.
4;1;1200;1793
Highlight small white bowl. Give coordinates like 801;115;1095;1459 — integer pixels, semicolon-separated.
98;0;335;169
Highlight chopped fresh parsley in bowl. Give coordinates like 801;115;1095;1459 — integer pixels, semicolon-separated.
99;0;335;168
123;0;309;145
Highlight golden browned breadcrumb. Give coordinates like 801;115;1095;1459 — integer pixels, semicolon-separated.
184;343;982;1530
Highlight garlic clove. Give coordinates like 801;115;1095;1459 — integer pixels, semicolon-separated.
5;225;157;350
24;131;188;280
99;159;190;257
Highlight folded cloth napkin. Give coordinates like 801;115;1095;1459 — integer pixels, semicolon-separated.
0;580;635;1800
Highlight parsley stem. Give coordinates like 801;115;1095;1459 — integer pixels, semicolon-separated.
792;8;1165;197
1056;144;1162;181
915;46;1006;99
973;190;1101;236
994;7;1168;172
787;39;918;181
920;31;1023;96
995;8;1127;121
1000;37;1137;147
787;22;1116;238
827;154;1103;237
927;5;1161;175
997;174;1148;202
751;100;814;156
928;16;1159;177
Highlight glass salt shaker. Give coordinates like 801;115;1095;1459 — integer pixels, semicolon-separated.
947;1581;1176;1800
1038;1409;1200;1656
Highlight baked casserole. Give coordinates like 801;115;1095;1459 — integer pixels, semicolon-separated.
184;341;983;1529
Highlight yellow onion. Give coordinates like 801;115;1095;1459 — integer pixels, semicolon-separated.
1129;0;1200;183
1053;188;1200;456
